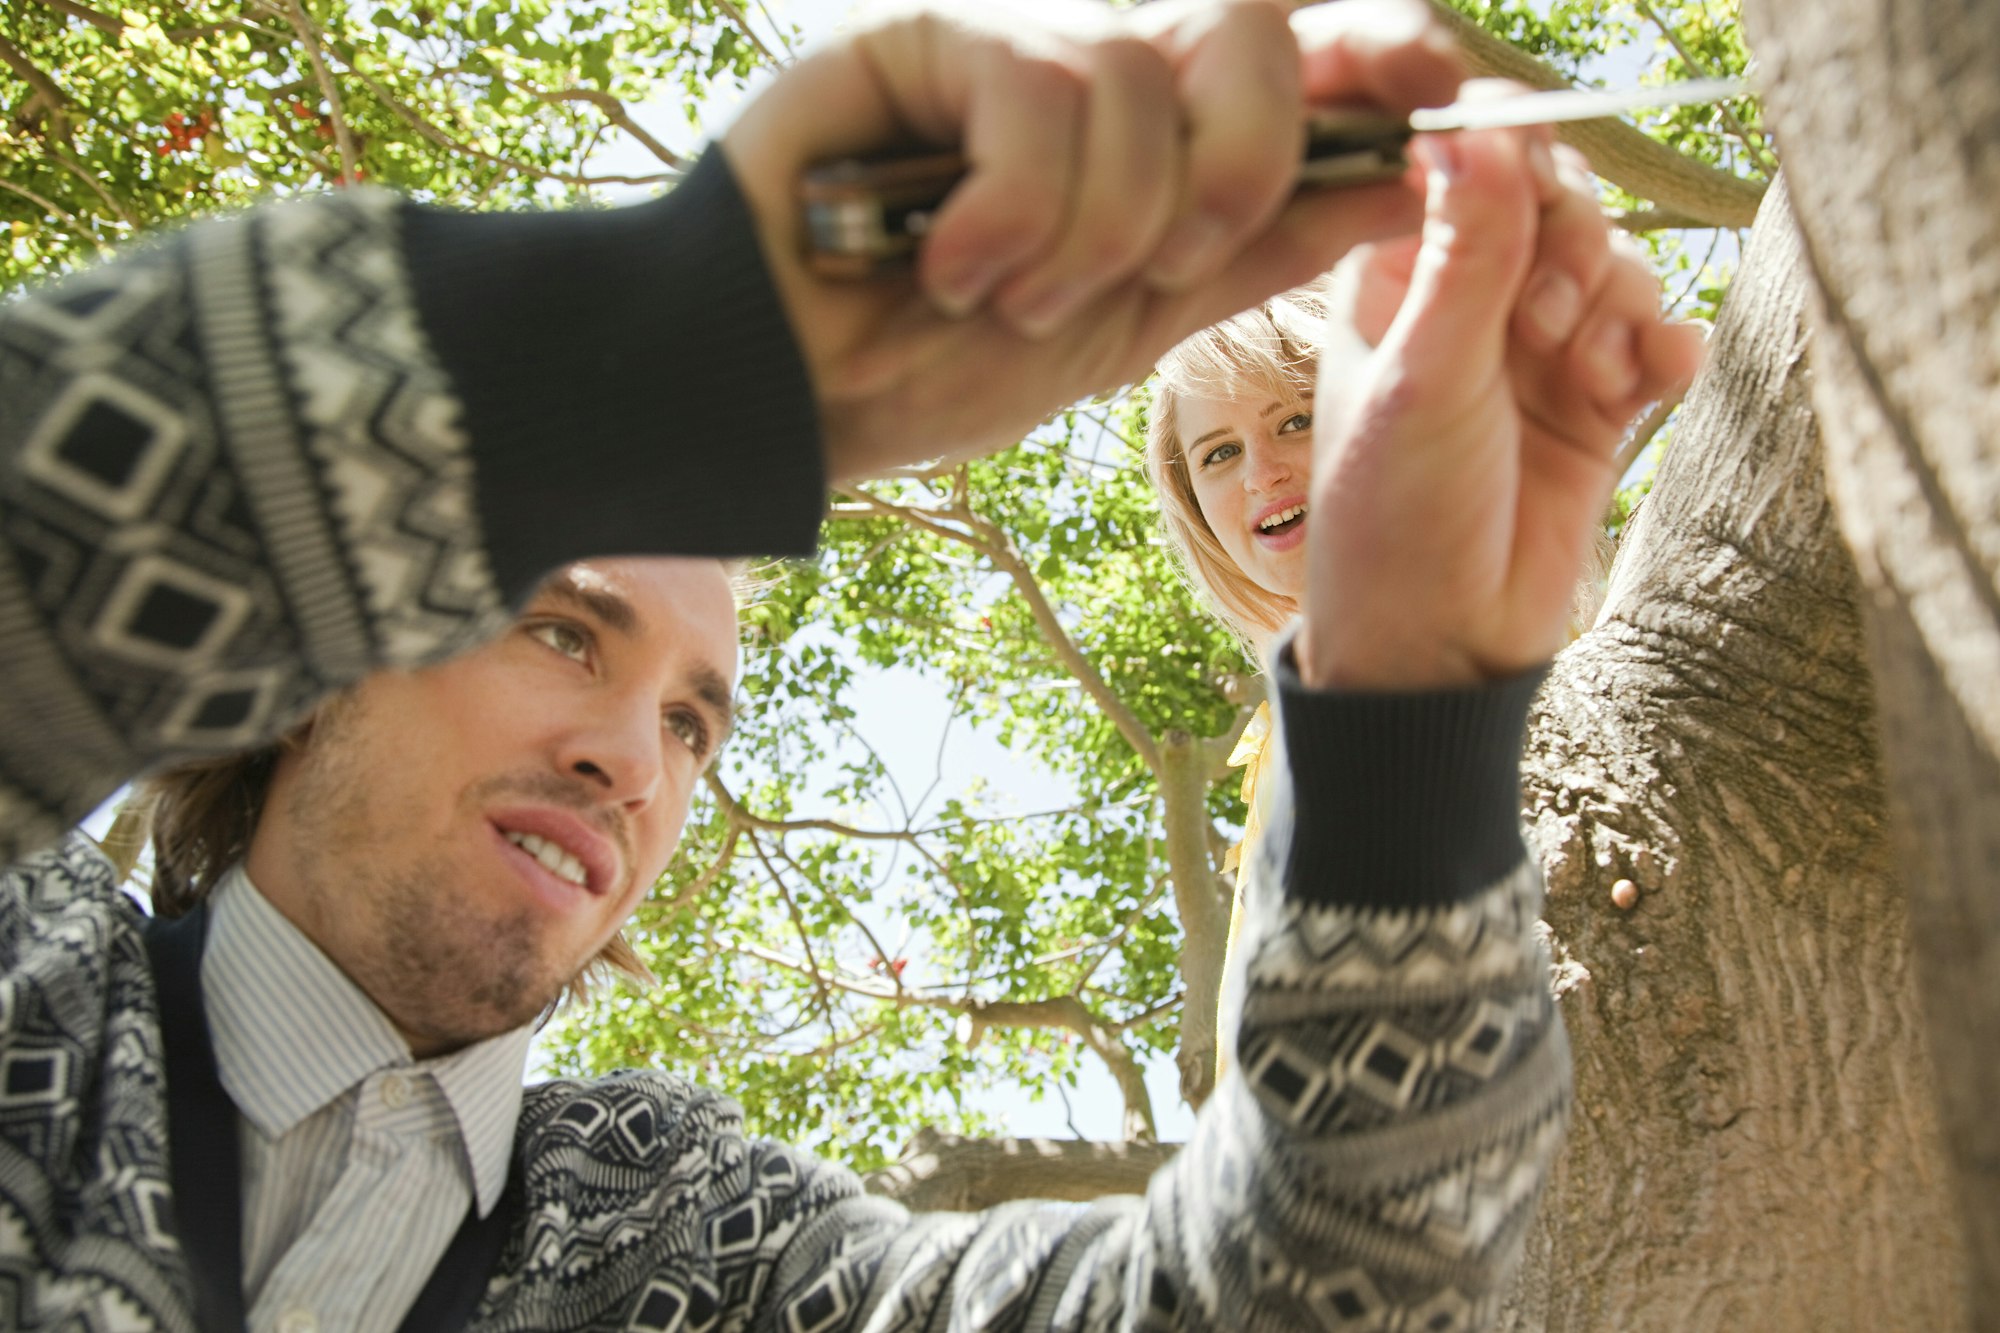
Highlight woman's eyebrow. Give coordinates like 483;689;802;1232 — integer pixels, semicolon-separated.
1189;402;1286;450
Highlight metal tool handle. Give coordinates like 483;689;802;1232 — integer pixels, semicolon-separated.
799;108;1416;279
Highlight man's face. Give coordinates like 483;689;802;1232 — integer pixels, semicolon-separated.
247;557;739;1055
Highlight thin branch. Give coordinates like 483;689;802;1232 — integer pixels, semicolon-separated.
1427;0;1765;227
745;831;836;1022
662;827;740;912
33;0;123;36
767;836;907;999
1665;224;1728;319
749;0;797;59
0;177;98;243
832;486;995;553
1630;0;1778;177
707;771;921;844
1615;207;1718;232
710;0;786;68
340;60;681;189
46;145;138;226
734;942;1159;1139
532;88;686;168
278;0;359;184
1613;385;1688;482
0;32;72;140
969;514;1163;774
1056;1081;1085;1139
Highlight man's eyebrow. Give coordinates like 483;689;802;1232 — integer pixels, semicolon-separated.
538;577;638;637
692;665;736;742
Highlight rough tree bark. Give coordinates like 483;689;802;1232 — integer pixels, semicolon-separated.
1502;180;1965;1328
866;1129;1172;1211
1743;0;2000;1320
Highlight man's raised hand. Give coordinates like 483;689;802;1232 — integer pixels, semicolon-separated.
1299;113;1705;689
722;0;1464;481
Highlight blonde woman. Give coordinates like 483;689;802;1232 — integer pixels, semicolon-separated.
1149;158;1679;1079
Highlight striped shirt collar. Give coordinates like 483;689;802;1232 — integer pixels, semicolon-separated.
202;864;535;1217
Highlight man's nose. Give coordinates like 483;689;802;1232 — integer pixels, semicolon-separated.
556;704;664;812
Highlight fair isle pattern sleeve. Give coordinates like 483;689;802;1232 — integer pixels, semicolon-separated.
722;663;1570;1333
0;188;506;862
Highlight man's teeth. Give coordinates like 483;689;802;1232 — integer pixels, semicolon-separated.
1260;503;1307;532
505;831;588;887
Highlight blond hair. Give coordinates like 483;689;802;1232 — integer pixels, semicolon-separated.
1145;274;1339;653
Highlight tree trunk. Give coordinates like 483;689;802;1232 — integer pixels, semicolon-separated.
1504;179;1965;1328
1743;1;2000;1321
865;1129;1173;1211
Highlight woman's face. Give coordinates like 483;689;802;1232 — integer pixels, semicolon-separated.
1178;389;1315;600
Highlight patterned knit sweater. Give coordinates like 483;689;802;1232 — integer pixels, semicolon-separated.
0;149;1568;1331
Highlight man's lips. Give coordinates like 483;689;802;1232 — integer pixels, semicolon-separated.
487;806;620;898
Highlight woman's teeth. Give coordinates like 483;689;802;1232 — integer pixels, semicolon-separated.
1259;503;1307;533
505;830;588;887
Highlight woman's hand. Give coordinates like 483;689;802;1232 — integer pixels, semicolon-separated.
722;0;1465;482
1298;117;1704;688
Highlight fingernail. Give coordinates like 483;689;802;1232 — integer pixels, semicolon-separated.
1524;269;1582;344
1527;137;1558;192
932;260;1002;319
1011;282;1084;339
1420;133;1462;184
1585;319;1637;390
1148;214;1228;291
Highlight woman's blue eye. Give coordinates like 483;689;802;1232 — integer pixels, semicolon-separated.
1198;442;1241;468
1280;412;1312;434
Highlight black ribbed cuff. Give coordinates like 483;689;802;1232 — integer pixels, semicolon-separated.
401;147;825;602
1270;627;1543;909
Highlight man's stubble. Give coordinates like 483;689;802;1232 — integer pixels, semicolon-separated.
279;697;570;1051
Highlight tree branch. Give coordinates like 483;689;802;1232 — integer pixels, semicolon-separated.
745;832;837;1021
1429;1;1767;227
534;88;686;168
661;827;740;912
340;59;680;189
0;32;72;141
865;1129;1177;1210
1159;729;1230;1110
278;0;359;183
33;0;123;36
709;0;787;68
1613;385;1688;481
739;943;1157;1139
0;176;97;243
968;521;1163;774
706;771;922;844
1616;207;1721;232
1631;0;1779;176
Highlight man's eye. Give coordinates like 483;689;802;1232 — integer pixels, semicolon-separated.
665;709;711;758
528;620;591;661
1198;441;1240;468
1280;412;1312;434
